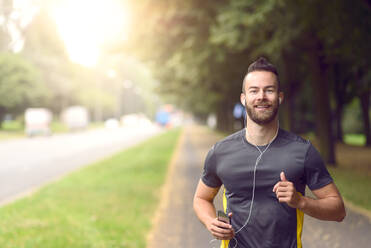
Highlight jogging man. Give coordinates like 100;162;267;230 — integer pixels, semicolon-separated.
193;57;346;248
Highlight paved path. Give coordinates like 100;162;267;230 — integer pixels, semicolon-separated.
147;125;216;248
147;125;371;248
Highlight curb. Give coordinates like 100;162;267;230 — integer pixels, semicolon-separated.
146;128;185;248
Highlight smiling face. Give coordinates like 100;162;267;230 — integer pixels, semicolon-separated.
241;70;283;125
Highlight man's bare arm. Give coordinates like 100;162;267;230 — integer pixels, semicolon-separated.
299;182;346;221
193;180;235;240
274;172;346;222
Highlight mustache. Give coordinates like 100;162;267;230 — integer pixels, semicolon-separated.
254;99;273;105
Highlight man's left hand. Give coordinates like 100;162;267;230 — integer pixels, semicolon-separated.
273;172;304;209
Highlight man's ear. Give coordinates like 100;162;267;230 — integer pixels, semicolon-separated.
240;93;246;106
279;92;284;105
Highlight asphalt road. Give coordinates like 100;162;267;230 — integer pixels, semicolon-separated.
0;125;161;206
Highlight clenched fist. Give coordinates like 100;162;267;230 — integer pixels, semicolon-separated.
273;172;304;209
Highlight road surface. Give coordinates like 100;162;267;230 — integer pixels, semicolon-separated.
0;125;161;206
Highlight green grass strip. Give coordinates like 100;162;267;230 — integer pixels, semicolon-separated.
328;167;371;211
343;133;366;146
0;128;182;248
0;131;23;140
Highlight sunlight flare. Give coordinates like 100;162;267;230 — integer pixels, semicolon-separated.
52;0;130;67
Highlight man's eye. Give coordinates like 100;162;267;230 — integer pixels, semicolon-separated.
250;90;257;94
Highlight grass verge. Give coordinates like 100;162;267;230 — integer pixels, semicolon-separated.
343;133;366;146
0;128;181;248
0;131;23;140
328;167;371;212
300;132;370;211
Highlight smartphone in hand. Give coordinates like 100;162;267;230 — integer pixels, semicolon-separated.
217;210;230;225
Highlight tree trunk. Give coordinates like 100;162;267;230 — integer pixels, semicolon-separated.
335;102;344;142
0;107;5;129
332;62;346;142
359;89;371;146
306;37;336;166
280;49;301;132
281;101;291;131
280;83;296;132
216;99;234;133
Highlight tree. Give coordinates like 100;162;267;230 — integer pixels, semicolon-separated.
21;8;74;114
0;0;13;51
204;0;371;162
127;0;246;131
127;0;371;159
0;52;49;126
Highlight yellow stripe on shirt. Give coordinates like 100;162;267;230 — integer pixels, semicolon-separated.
221;188;230;248
296;192;304;248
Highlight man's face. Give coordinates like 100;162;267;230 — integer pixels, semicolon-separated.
241;71;281;125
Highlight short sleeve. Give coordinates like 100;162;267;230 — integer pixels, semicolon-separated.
304;143;333;190
201;145;222;188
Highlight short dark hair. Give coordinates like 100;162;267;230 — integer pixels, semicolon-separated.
242;57;280;93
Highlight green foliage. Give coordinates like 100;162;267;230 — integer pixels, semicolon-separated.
19;6;158;119
0;53;49;113
1;120;23;131
20;8;121;118
0;131;23;140
128;1;256;116
0;128;181;247
21;8;78;114
128;0;371;140
343;134;366;146
49;122;69;133
328;167;371;211
22;8;68;58
342;98;364;134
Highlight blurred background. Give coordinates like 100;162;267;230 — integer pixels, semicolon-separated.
0;0;370;164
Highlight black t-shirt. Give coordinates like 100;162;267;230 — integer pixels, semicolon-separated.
202;128;333;248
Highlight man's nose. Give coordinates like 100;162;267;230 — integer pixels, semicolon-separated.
257;90;266;100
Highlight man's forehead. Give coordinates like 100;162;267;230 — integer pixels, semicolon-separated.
247;83;277;88
244;71;278;89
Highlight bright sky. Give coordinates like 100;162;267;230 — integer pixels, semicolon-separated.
51;0;130;67
7;0;39;52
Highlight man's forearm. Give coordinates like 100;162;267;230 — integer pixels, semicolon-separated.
298;195;346;222
193;195;235;240
274;177;346;222
193;197;217;228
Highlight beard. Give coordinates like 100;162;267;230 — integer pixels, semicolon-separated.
245;98;279;125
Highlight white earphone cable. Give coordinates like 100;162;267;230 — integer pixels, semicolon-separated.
229;125;279;248
209;125;279;248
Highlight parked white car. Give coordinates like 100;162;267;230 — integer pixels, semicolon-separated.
25;108;52;137
61;106;89;131
104;118;120;129
120;113;152;127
